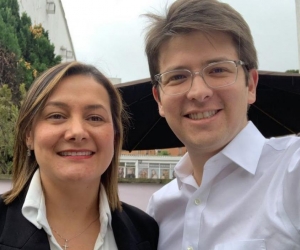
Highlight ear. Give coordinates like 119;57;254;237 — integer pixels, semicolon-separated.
26;130;33;150
247;69;258;105
152;87;165;117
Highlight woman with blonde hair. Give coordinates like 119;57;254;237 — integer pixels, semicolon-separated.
0;61;158;250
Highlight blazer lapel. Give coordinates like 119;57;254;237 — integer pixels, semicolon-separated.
111;208;152;250
0;193;50;250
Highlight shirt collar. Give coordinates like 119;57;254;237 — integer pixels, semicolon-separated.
175;153;197;189
99;184;113;229
22;169;113;232
175;122;266;188
22;169;48;230
221;121;266;175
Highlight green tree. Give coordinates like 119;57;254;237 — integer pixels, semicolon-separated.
0;0;62;175
157;150;170;156
0;47;19;104
0;84;21;175
0;0;19;20
0;0;61;92
286;69;299;73
27;24;61;77
0;8;21;57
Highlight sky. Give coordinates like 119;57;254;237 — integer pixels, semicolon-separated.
61;0;299;83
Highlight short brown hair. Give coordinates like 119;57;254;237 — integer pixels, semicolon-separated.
144;0;258;86
3;61;128;211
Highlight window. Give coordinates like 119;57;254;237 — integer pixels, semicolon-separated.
46;1;55;14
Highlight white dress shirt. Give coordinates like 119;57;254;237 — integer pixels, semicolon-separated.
22;169;118;250
147;122;300;250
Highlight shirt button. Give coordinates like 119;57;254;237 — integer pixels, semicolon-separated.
194;199;201;205
187;247;193;250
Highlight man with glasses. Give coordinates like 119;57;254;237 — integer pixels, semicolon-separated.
145;0;300;249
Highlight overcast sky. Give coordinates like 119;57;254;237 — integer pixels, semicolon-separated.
61;0;299;83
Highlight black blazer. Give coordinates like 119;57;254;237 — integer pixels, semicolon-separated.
0;191;158;250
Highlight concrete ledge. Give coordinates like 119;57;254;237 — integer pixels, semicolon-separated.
118;178;172;185
0;175;12;180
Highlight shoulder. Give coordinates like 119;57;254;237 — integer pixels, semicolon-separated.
261;135;300;170
146;179;181;219
149;178;178;202
270;136;300;230
112;202;159;249
0;194;49;250
0;195;8;228
266;134;300;152
120;202;158;229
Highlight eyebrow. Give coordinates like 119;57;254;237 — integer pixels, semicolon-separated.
162;57;235;72
205;57;233;64
44;102;108;111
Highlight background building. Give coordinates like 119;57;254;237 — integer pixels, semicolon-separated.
119;154;181;180
17;0;76;62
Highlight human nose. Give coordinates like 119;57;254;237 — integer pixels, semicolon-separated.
186;71;213;101
64;118;88;142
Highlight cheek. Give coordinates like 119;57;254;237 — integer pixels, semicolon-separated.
100;128;115;148
31;127;57;150
160;96;182;115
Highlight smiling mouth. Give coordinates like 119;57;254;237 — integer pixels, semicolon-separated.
187;110;218;120
58;151;94;156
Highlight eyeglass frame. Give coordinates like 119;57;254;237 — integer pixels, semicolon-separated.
153;60;248;96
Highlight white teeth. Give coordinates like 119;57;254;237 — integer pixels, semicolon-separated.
189;110;217;120
59;151;92;156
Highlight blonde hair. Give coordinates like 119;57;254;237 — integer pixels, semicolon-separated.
3;61;128;211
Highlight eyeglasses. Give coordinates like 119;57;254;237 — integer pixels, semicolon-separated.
154;60;246;95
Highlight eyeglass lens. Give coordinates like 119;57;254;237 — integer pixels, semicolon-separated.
159;61;238;95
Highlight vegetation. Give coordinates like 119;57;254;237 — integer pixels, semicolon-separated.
286;69;299;73
118;177;172;185
157;150;170;156
0;0;61;176
0;84;25;175
0;0;61;93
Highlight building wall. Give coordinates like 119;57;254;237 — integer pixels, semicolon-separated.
0;180;163;211
119;154;181;180
122;147;187;156
17;0;75;62
109;77;122;85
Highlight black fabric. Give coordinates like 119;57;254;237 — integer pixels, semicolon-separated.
0;193;158;250
0;193;50;250
112;202;159;250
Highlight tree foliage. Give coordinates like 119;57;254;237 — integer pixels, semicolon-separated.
157;150;170;156
286;69;299;74
0;2;21;57
0;84;24;175
0;0;62;175
0;0;62;92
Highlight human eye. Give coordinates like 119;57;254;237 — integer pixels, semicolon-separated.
47;113;65;120
206;62;235;76
87;115;104;122
210;67;226;73
162;70;189;86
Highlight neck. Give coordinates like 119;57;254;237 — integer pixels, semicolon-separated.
187;146;221;186
42;178;100;225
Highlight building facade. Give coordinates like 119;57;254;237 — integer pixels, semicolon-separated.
119;154;181;180
17;0;76;62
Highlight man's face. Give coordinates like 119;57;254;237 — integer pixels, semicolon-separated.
153;31;258;158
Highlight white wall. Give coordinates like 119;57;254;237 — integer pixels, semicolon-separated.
0;179;12;194
0;180;163;211
17;0;76;62
296;0;300;70
118;183;163;211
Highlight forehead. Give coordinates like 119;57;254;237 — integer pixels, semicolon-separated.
158;31;238;71
45;74;111;107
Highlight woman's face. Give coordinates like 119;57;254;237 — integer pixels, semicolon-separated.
27;75;115;187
